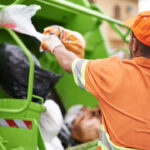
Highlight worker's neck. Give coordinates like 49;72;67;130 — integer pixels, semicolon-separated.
132;55;150;59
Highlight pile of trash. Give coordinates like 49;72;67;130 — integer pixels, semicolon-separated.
0;42;101;149
0;4;101;149
59;105;101;149
40;101;101;150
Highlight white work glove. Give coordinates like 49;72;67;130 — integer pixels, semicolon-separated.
40;34;63;53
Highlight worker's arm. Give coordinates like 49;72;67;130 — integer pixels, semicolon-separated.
41;26;88;89
42;37;88;89
53;45;78;74
41;25;86;73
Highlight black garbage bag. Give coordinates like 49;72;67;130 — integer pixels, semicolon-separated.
58;105;84;147
0;43;62;102
58;123;80;148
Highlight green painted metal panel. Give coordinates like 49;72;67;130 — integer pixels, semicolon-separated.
0;99;45;149
0;118;38;150
66;140;98;150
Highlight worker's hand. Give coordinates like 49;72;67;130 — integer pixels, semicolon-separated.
40;34;63;53
40;25;86;58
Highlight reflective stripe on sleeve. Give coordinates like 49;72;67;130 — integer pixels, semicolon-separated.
100;126;114;150
98;125;136;150
72;58;88;90
98;141;109;150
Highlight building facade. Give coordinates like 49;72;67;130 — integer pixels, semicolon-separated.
91;0;138;50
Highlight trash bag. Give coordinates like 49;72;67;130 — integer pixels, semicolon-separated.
58;123;80;148
58;105;83;148
0;43;62;102
72;106;101;142
40;100;64;150
58;124;71;148
40;100;63;141
44;137;64;150
42;25;86;58
65;105;83;128
0;5;43;41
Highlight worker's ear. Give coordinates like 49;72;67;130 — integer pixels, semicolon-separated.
132;37;138;53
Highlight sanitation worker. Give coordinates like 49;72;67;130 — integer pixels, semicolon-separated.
41;11;150;150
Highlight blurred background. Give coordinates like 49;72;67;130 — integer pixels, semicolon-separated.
89;0;138;52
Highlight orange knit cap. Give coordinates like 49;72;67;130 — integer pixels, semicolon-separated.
125;11;150;47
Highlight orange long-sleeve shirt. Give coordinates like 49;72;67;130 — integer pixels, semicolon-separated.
72;56;150;150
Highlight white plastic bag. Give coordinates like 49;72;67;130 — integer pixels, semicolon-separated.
44;137;64;150
65;105;83;128
40;100;63;141
0;5;43;41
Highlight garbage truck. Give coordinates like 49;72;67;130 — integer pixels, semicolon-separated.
0;0;130;149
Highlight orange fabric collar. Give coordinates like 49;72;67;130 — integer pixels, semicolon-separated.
132;57;150;68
